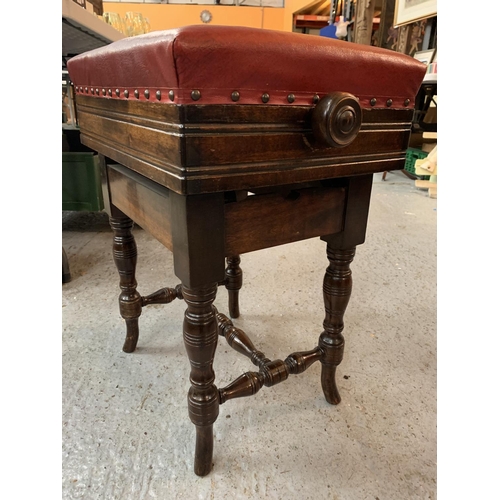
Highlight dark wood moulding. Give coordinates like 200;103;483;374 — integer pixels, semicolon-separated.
76;95;413;195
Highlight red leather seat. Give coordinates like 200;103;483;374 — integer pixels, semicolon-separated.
68;25;425;109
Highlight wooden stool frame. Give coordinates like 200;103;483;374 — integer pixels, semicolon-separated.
76;94;414;475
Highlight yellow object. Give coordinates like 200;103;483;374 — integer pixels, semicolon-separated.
415;159;437;176
414;146;437;176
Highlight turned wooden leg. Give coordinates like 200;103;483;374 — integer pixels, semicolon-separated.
182;284;220;476
225;255;242;318
109;216;142;353
318;245;356;405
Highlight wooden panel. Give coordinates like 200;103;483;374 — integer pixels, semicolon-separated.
169;191;226;288
75;96;413;195
184;128;409;166
182;107;412;168
77;110;182;172
82;134;184;193
182;103;310;125
224;186;346;255
182;104;414;125
321;174;373;249
76;94;181;124
77;94;185;192
107;164;173;251
181;153;406;195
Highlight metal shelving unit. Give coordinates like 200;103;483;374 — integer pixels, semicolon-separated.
62;0;124;61
62;0;124;282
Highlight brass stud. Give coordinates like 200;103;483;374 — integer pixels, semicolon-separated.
115;89;120;97
191;90;201;101
124;89;129;98
107;89;112;96
313;94;320;104
134;89;139;99
156;90;161;100
91;88;94;95
85;87;88;93
96;88;99;95
386;98;393;107
404;98;410;107
144;89;150;99
261;93;270;103
231;91;240;102
370;98;377;106
168;90;174;101
287;94;295;103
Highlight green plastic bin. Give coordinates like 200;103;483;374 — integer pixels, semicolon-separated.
404;148;430;180
62;152;104;212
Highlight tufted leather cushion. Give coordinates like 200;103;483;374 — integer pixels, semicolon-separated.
68;25;426;108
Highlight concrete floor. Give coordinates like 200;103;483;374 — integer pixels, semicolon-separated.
62;171;437;500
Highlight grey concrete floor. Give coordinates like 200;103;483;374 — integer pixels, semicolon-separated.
62;171;437;500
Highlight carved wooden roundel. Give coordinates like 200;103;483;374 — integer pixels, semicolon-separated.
312;92;362;148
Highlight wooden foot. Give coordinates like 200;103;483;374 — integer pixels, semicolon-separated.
318;246;356;405
194;425;214;477
225;256;242;318
182;284;219;476
109;216;142;353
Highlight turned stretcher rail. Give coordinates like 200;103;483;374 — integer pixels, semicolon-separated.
216;312;323;403
141;284;183;306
